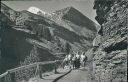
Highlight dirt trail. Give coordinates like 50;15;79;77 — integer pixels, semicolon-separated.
57;67;92;82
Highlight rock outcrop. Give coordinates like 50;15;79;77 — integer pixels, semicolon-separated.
93;0;128;82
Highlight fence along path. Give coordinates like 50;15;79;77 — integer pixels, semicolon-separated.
0;60;62;82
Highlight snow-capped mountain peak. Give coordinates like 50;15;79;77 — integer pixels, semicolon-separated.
27;6;50;16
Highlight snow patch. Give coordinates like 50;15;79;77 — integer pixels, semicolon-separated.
27;6;50;16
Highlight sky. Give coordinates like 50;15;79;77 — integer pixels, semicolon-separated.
2;0;99;25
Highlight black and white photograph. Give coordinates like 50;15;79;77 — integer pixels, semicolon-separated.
0;0;127;82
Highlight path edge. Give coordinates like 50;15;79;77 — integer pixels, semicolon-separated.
53;69;72;82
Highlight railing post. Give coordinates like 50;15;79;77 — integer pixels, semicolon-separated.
35;63;40;78
54;60;57;74
35;63;42;79
34;63;40;82
5;71;11;82
99;76;100;82
0;77;2;82
39;64;42;79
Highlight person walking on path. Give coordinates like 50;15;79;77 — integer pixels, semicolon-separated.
76;51;80;59
67;53;72;69
80;52;85;67
72;54;77;69
75;51;80;69
62;55;68;69
83;55;88;68
80;52;88;68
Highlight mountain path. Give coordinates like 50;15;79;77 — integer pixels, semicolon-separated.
57;67;92;82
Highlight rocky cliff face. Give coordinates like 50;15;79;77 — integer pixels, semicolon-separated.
93;0;128;82
0;3;98;74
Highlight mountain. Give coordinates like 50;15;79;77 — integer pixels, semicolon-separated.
31;6;99;39
53;6;97;31
0;3;98;74
51;6;99;39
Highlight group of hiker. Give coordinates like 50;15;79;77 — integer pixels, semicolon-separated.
62;51;88;69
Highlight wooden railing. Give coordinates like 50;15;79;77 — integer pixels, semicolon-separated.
0;60;62;82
